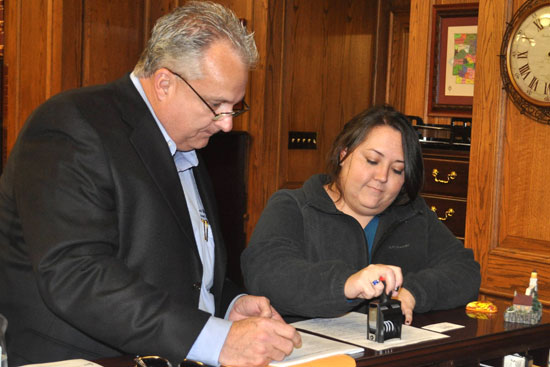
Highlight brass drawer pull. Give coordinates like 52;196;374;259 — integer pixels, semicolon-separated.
432;168;457;184
430;206;455;221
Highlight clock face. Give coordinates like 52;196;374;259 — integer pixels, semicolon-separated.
506;4;550;106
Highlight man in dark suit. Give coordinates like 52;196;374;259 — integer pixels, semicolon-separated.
0;2;300;366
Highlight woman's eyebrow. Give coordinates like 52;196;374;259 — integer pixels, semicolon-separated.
368;148;404;163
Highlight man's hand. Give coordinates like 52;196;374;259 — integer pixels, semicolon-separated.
344;264;403;300
228;295;283;322
396;287;416;325
218;316;302;367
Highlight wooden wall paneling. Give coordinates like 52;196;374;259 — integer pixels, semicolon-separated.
466;0;550;307
213;0;247;14
404;0;431;118
328;0;379;141
81;1;146;86
5;0;84;156
385;1;411;111
281;0;326;187
4;0;18;155
245;0;284;240
145;1;179;48
372;0;390;106
5;0;50;154
281;0;378;188
375;0;411;110
500;114;550;247
53;0;83;93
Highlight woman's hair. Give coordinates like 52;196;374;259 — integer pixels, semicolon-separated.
133;1;258;79
326;105;424;205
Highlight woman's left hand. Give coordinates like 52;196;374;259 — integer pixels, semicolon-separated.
396;287;416;325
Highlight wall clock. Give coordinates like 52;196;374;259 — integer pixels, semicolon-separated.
500;0;550;124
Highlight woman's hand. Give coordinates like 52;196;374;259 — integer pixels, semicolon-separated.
396;287;416;325
344;264;403;300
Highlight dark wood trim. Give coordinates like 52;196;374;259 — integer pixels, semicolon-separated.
372;0;390;106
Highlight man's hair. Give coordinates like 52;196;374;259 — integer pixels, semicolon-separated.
326;105;424;205
133;1;258;79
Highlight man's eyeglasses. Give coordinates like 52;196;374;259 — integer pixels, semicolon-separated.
165;68;249;121
134;355;210;367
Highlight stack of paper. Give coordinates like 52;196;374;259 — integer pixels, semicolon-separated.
269;332;363;367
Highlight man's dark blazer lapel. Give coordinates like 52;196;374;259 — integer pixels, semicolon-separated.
112;74;199;256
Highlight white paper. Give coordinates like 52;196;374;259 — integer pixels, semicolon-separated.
269;332;363;367
292;312;449;351
21;359;102;367
422;322;465;333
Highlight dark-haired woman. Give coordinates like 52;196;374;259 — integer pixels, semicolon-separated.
241;105;480;324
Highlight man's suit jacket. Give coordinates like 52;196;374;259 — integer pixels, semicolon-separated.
0;74;240;365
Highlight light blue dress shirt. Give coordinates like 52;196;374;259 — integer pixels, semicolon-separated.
130;73;235;366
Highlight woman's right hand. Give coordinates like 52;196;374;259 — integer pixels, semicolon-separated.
344;264;403;300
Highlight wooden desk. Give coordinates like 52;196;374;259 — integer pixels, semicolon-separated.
355;307;550;367
98;307;550;367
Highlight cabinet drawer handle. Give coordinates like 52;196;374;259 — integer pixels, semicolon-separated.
430;206;455;221
432;168;457;184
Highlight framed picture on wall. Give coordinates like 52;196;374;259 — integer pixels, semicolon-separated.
428;4;478;117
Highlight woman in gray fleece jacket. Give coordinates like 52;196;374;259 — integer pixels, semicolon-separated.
241;105;480;324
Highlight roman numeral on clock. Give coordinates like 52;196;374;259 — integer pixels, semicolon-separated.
533;18;544;31
519;63;531;80
528;76;539;91
516;51;528;59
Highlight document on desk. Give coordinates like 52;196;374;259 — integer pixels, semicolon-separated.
269;331;363;367
292;312;449;352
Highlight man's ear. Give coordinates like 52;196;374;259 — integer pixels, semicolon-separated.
153;68;172;100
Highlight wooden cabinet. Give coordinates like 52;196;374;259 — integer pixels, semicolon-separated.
420;148;469;239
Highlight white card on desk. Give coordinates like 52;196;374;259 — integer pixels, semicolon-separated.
422;322;465;333
21;359;103;367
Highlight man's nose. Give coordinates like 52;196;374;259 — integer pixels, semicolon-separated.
215;116;233;132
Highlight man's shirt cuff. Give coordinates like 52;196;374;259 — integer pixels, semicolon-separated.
186;316;232;366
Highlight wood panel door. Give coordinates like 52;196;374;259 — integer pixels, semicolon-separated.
278;0;381;189
466;0;549;310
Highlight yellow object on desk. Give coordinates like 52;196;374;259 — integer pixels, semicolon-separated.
466;301;498;313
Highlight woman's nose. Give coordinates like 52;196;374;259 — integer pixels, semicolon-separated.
375;166;389;182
